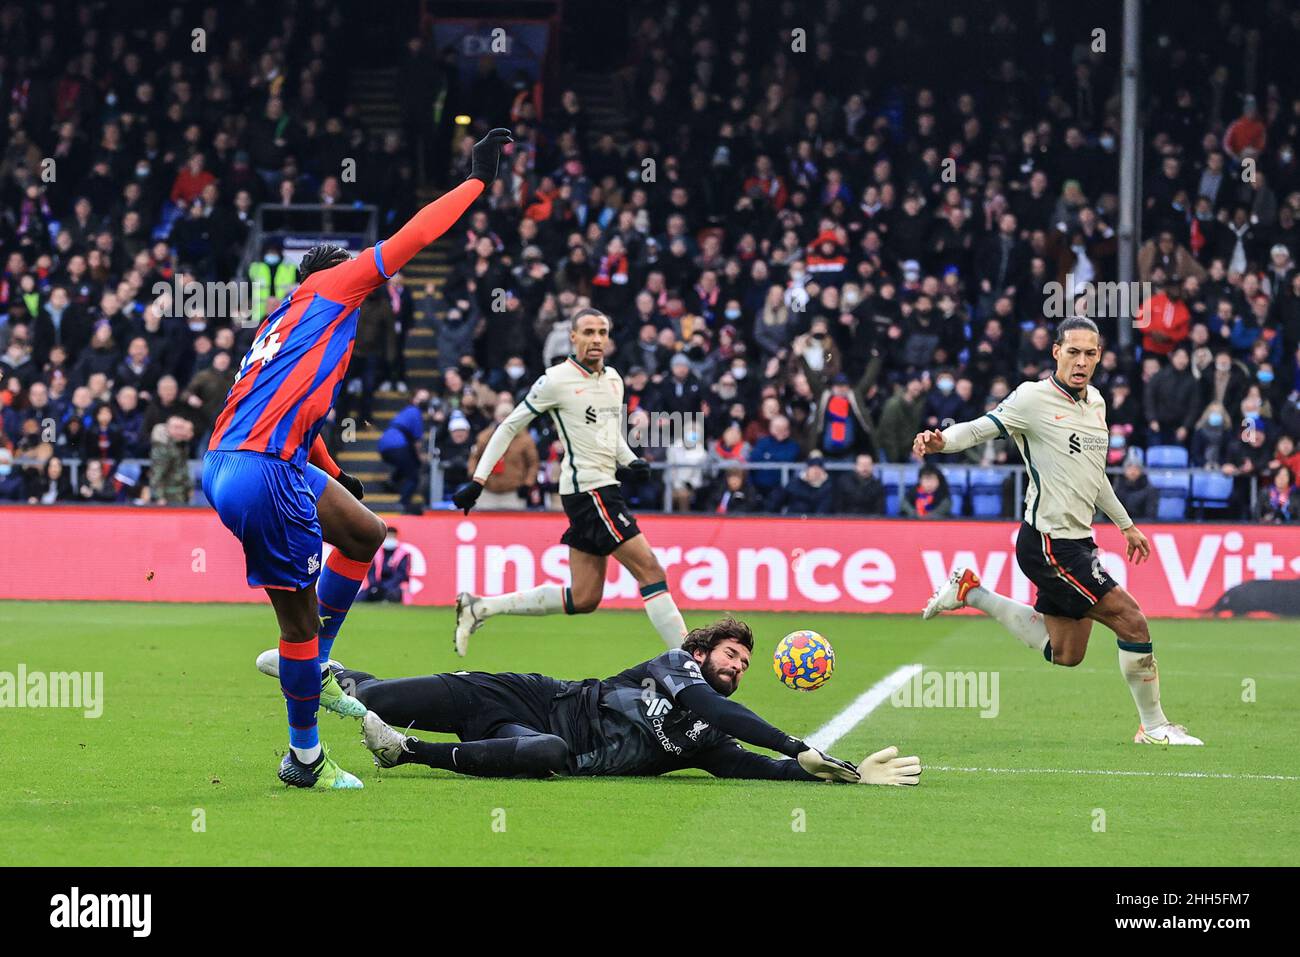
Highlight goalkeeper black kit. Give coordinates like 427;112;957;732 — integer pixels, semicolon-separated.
337;649;819;781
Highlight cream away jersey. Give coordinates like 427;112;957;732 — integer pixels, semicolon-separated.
939;374;1133;538
473;355;636;495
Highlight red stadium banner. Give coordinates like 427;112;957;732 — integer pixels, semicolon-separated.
4;506;1300;617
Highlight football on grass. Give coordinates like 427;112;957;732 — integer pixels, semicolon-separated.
773;630;834;691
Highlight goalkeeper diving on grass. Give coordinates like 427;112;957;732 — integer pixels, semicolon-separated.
203;127;514;790
254;617;922;785
913;316;1202;746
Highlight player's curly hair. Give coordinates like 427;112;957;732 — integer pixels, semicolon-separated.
297;243;351;281
680;616;754;655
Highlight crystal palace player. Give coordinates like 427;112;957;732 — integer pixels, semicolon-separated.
448;308;688;656
256;617;923;785
914;317;1203;745
203;129;514;789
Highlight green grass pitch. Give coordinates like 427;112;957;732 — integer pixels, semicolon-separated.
1;600;1296;866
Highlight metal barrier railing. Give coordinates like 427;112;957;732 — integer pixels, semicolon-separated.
7;454;1258;519
423;458;1260;518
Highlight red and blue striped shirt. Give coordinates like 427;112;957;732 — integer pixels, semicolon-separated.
208;244;392;469
206;177;487;471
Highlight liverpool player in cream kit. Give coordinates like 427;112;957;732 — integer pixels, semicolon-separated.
449;308;688;655
914;317;1202;745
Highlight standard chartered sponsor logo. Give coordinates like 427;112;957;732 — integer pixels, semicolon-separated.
649;715;683;755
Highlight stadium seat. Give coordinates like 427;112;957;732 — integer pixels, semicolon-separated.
879;464;921;516
1145;445;1189;469
879;464;903;516
968;468;1004;518
1148;469;1190;520
1190;470;1234;513
943;466;969;516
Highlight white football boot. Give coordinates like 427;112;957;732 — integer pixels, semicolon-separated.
923;568;982;619
453;592;487;657
254;649;363;718
362;710;413;768
254;648;344;678
1135;723;1204;746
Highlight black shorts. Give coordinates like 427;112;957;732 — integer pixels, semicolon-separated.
1014;522;1118;620
560;484;641;556
442;672;566;741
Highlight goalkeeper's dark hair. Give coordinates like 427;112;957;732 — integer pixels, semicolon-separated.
297;243;351;281
1055;316;1100;344
570;306;610;329
680;616;755;655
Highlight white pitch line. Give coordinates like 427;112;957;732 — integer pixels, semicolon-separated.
930;765;1300;783
804;664;922;753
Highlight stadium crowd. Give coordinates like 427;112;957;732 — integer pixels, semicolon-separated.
2;1;1300;523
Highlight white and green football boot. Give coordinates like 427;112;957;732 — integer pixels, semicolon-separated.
255;648;367;718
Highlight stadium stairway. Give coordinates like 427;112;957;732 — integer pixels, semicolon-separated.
334;186;452;514
565;72;626;142
342;63;451;513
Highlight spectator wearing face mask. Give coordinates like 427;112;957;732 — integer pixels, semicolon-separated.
0;447;25;500
496;354;531;398
467;398;540;511
363;526;412;603
247;244;296;325
1192;402;1233;467
705;374;744;437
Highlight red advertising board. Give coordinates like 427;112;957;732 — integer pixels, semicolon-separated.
3;506;1299;616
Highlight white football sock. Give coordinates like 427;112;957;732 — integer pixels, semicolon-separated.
641;584;688;649
292;744;322;764
1119;644;1168;729
966;586;1050;654
479;585;566;618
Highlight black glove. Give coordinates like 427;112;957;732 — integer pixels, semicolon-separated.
451;480;483;515
337;470;365;501
469;128;513;184
616;458;652;485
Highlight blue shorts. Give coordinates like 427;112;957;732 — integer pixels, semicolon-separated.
202;450;330;590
